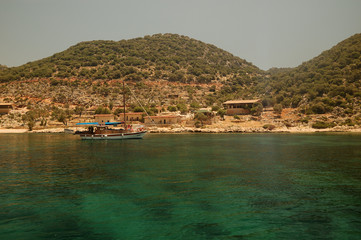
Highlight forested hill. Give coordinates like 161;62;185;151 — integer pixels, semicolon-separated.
1;33;361;117
261;33;361;115
0;33;261;83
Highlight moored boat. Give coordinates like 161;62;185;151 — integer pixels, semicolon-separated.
75;80;149;140
75;122;147;140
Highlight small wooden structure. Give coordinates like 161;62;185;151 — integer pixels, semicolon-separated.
0;103;13;115
223;99;261;116
144;115;181;125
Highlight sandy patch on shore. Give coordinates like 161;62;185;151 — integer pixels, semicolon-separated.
0;128;28;133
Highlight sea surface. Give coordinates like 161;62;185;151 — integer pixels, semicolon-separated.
0;133;361;239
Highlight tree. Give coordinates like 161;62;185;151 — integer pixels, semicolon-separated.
167;106;177;112
251;102;263;116
74;106;85;117
176;103;188;114
217;109;226;120
190;101;201;110
194;112;208;126
273;104;283;115
133;106;144;112
95;107;111;114
22;111;37;131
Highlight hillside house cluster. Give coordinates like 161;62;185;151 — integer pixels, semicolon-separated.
83;99;261;128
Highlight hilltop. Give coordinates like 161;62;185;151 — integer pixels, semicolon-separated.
0;33;261;84
262;33;361;116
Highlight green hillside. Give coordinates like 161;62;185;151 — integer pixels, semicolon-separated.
1;33;361;118
0;33;260;84
260;33;361;115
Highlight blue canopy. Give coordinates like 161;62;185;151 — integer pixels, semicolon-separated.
76;122;124;126
105;122;124;126
76;122;98;126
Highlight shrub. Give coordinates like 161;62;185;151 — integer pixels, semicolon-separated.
95;107;111;114
211;105;220;111
343;118;354;126
133;106;144;112
300;117;310;124
176;103;187;114
310;102;327;114
263;124;276;130
167;106;177;112
217;109;226;120
251;102;263;116
312;121;335;129
273;104;283;114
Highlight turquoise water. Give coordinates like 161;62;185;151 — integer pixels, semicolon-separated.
0;133;361;239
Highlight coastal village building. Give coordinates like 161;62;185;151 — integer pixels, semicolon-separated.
118;112;144;122
94;114;114;125
144;115;181;125
223;99;261;116
0;103;13;115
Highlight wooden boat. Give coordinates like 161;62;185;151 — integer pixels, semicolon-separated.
75;80;148;140
75;122;147;140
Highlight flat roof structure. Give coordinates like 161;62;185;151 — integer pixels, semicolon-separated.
223;99;261;105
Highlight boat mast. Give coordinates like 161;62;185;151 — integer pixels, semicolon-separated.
123;80;126;129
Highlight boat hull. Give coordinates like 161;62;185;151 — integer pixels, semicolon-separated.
79;131;147;140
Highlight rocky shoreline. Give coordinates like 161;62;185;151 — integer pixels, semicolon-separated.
1;125;361;134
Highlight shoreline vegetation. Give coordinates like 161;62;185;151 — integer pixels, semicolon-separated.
1;125;361;134
1;108;361;134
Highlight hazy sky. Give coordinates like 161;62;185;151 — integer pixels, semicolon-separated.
1;0;361;70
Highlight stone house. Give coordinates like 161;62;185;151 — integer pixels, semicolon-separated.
144;115;181;125
118;112;144;122
223;99;261;116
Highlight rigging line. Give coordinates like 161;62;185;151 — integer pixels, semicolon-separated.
124;82;156;125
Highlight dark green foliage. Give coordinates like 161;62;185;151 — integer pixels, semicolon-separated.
250;102;263;116
194;112;209;126
0;34;260;84
273;104;283;114
74;106;85;117
217;109;226;120
312;121;336;129
133;106;144;112
167;106;177;112
114;108;126;115
263;33;361;114
176;103;188;114
263;124;276;130
211;105;220;111
190;101;201;110
95;107;111;114
310;102;329;114
22;107;50;130
51;107;71;125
